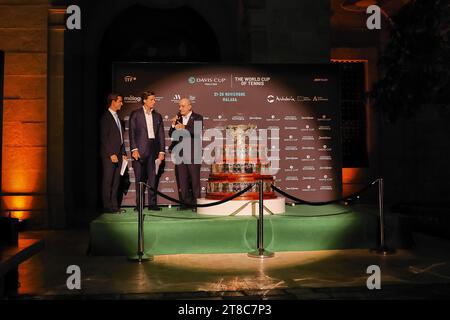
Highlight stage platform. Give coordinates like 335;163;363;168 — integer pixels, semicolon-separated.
89;204;385;256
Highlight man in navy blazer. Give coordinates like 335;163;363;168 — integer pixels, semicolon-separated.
129;91;165;210
100;93;127;213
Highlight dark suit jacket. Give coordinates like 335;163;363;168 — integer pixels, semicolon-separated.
169;112;203;160
100;110;126;158
129;107;165;158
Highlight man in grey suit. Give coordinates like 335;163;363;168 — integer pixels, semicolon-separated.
169;98;203;211
129;91;165;211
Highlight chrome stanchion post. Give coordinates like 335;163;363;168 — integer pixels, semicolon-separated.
371;178;395;255
128;182;153;262
248;180;274;259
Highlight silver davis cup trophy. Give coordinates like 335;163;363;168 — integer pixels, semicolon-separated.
205;124;276;201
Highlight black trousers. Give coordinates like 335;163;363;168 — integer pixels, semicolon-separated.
102;157;122;212
132;139;160;208
175;163;201;207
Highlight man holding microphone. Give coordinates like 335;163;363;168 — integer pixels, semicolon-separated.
169;98;203;211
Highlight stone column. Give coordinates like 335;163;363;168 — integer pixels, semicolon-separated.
48;7;66;228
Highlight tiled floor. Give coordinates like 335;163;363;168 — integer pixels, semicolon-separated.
14;229;450;299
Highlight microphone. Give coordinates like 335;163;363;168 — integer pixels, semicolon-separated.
176;112;183;125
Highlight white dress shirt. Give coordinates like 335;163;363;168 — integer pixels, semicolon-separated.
143;106;155;139
182;111;192;125
108;108;123;144
132;106;164;155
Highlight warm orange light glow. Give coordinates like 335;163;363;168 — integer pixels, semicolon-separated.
9;211;31;221
2;169;45;193
342;168;362;183
1;145;46;219
1;196;34;211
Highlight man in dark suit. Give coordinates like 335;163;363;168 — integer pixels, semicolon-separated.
100;93;127;213
169;98;203;211
129;91;165;211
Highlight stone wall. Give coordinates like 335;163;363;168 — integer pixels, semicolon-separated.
0;0;50;227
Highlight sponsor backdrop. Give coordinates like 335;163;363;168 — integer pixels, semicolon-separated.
113;63;342;206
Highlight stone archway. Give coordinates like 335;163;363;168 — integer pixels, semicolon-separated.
63;0;238;226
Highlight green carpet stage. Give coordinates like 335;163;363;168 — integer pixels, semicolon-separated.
89;204;385;256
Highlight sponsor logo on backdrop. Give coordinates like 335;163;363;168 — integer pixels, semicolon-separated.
267;95;296;103
320;186;333;191
171;94;181;103
301;125;315;132
160;188;175;193
285;157;299;160
312;96;329;102
124;95;141;103
318;115;331;121
319;126;331;131
302;185;316;192
302;116;314;120
319;166;333;170
249;116;262;120
286;187;299;191
303;176;316;180
284;135;298;142
319;145;332;151
301;155;315;161
302;166;315;171
213;115;228;122
302;136;315;141
170;94;195;104
267;115;281;121
284;116;298;121
285;165;299;172
284;126;298;130
319;156;332;160
319;175;333;182
297;96;311;102
285;146;298;151
124;75;137;83
188;76;226;86
160;177;175;184
313;78;329;82
302;146;315;150
232;115;245;121
286;176;299;181
188;77;196;84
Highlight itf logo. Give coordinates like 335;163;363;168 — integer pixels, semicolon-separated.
188;77;196;84
124;76;137;83
267;95;275;103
